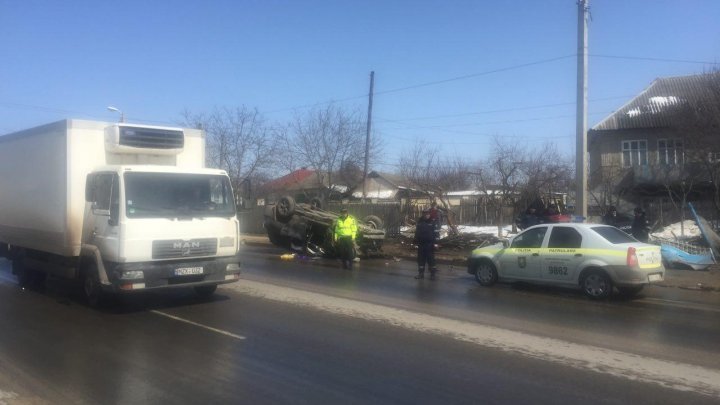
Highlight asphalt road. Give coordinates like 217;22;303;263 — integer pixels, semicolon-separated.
0;244;719;404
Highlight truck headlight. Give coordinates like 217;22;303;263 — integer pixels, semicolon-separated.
219;237;235;247
120;270;144;280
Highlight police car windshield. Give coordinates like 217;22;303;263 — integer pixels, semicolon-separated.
591;226;637;244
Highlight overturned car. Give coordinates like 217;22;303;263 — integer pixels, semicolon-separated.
263;196;385;257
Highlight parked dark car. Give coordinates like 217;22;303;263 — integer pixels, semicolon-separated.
263;196;385;257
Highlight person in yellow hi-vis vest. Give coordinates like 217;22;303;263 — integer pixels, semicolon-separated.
333;208;358;270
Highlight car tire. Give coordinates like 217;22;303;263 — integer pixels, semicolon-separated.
618;285;644;297
362;215;384;230
474;260;498;286
276;196;296;220
581;270;613;299
194;285;218;297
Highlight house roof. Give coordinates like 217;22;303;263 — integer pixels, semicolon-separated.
260;168;318;193
591;73;720;132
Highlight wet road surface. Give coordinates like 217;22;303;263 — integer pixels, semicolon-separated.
0;244;718;404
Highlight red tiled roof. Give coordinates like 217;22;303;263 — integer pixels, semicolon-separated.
261;169;317;193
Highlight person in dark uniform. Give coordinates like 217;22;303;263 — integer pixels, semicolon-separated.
631;207;650;242
414;209;438;280
603;205;620;227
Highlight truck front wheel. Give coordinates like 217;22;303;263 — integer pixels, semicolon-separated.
82;263;104;307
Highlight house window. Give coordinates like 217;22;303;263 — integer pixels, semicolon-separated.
622;140;648;168
658;139;684;165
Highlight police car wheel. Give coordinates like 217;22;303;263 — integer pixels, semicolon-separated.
475;261;498;286
581;270;613;299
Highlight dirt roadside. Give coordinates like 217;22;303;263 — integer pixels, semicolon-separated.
241;234;720;292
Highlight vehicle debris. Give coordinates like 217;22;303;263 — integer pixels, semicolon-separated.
264;196;385;257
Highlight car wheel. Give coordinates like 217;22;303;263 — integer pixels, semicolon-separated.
276;196;296;219
474;260;498;286
618;285;644;297
362;215;384;230
194;285;218;297
581;270;613;299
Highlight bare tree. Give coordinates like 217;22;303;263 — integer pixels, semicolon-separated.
280;104;381;203
181;106;279;206
520;142;574;211
398;142;471;233
473;137;527;235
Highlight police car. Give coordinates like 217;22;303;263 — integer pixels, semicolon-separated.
467;223;665;298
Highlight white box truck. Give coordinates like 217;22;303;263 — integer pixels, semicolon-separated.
0;119;241;305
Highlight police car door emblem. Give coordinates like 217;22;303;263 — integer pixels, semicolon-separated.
518;257;526;268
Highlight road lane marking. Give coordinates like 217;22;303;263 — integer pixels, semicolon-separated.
150;310;245;340
228;280;720;397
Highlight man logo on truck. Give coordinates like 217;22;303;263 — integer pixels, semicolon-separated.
174;241;200;256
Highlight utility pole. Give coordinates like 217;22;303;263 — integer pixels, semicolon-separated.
576;0;589;219
363;71;375;200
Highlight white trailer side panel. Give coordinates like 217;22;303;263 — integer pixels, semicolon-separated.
0;120;70;256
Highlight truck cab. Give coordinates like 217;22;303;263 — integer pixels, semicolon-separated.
83;165;241;302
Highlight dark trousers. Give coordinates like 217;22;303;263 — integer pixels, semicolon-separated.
417;242;435;274
336;236;355;269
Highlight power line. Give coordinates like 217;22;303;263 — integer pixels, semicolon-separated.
261;54;576;115
261;53;715;115
373;96;631;123
373;55;575;96
376;109;609;138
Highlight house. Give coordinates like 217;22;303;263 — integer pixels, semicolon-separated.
351;171;424;201
588;72;720;217
257;168;348;205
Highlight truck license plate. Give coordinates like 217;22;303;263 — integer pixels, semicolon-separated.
175;267;204;276
648;273;662;282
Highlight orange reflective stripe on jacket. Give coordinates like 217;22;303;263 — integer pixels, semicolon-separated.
334;216;357;239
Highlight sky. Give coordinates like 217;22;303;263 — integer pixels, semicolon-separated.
1;0;719;172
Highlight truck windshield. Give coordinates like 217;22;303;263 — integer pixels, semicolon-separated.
124;172;236;218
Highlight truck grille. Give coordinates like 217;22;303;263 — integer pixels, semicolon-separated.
119;126;184;149
152;238;217;259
